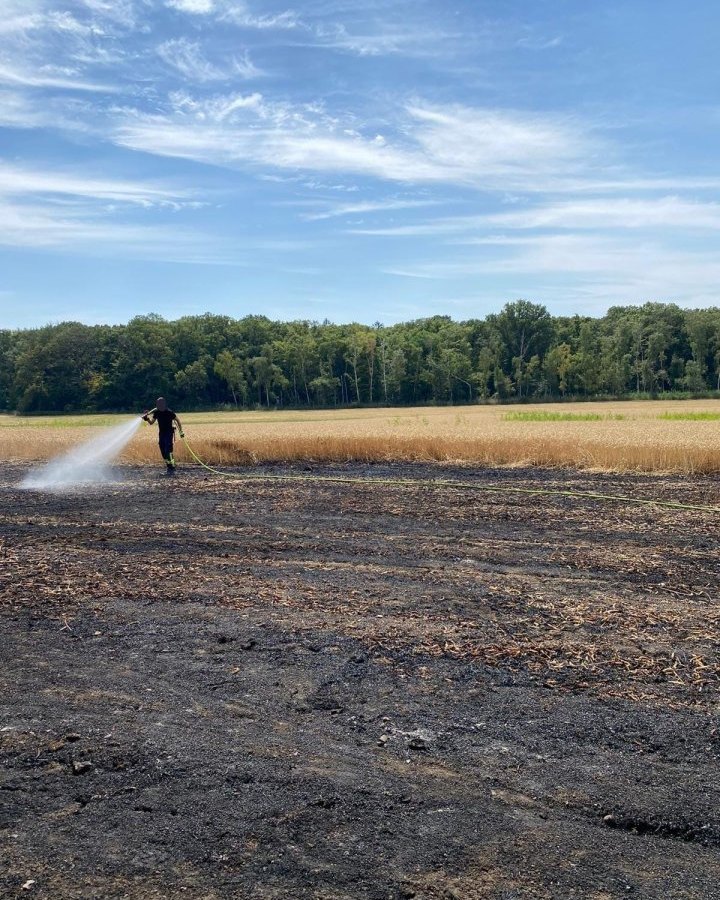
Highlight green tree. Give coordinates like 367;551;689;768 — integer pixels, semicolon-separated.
175;357;211;403
492;301;553;398
111;315;176;409
309;374;341;405
250;355;288;407
544;343;574;396
682;360;707;392
214;350;247;406
273;325;319;406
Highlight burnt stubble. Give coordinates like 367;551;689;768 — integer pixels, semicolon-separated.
1;463;719;899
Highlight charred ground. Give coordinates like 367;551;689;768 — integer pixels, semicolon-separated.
1;461;719;899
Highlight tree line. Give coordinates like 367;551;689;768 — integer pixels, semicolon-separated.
3;301;720;413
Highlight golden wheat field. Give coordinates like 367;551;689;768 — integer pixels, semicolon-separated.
3;399;720;474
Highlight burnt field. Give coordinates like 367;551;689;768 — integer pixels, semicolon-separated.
1;461;719;899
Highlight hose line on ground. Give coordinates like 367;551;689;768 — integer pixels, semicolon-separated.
179;434;720;515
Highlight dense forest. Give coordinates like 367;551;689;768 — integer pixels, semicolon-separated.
3;301;720;413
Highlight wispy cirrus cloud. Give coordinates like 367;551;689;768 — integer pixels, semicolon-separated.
383;231;720;311
299;197;441;221
0;190;313;264
0;10;97;37
0;85;103;132
0;60;115;92
112;94;594;190
75;0;139;29
0;88;53;128
165;0;301;29
483;197;720;232
163;0;458;55
221;6;302;29
0;197;171;249
308;21;459;57
157;38;263;82
0;2;124;110
351;196;720;237
515;33;563;50
0;195;239;263
0;160;218;260
157;38;227;82
166;0;216;13
166;89;264;119
114;115;440;182
0;160;200;208
408;104;593;185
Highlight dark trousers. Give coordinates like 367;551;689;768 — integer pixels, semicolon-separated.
159;431;174;462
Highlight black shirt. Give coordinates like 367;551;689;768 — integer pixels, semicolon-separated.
151;408;177;434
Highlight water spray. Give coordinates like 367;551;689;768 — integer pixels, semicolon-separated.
20;417;143;491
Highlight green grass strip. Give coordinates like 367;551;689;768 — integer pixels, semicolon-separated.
502;411;624;422
658;412;720;421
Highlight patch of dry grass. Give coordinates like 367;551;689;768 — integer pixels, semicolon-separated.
3;399;720;473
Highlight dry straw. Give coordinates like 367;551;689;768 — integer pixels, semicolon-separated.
3;399;720;474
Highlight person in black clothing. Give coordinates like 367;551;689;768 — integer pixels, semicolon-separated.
142;397;184;473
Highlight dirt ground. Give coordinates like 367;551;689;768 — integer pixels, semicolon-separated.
1;460;719;900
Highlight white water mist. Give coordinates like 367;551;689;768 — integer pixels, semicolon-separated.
21;417;142;491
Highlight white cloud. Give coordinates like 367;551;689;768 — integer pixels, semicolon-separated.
0;61;115;92
0;161;223;261
384;231;720;309
0;157;221;259
75;0;138;29
45;11;96;36
301;198;440;221
0;88;48;128
157;38;228;82
352;196;720;238
0;161;198;208
114;115;442;182
220;6;302;30
167;89;264;120
164;0;301;29
110;97;594;191
350;220;465;237
166;0;216;12
0;15;39;35
486;197;720;231
549;176;720;194
511;235;720;309
310;22;455;57
407;105;592;184
0;87;102;132
233;50;262;79
516;34;563;50
0;196;233;263
157;40;263;82
162;0;445;49
0;183;312;264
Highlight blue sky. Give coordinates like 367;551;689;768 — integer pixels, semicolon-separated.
1;0;719;328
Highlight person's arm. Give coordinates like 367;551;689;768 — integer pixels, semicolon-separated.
142;408;157;424
175;414;185;437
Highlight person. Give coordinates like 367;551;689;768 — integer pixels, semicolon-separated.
142;398;184;474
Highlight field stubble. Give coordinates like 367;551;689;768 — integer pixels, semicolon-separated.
3;400;720;474
2;461;720;897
